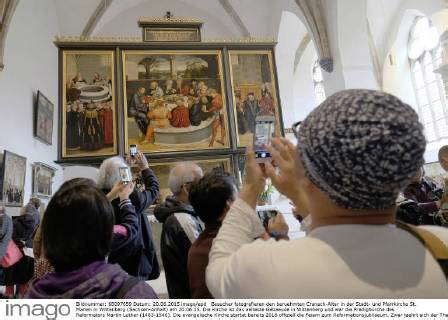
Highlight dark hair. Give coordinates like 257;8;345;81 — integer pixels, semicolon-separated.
42;179;114;272
189;169;237;226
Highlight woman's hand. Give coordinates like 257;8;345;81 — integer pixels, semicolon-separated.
240;146;267;208
135;152;149;171
265;137;304;208
106;181;135;201
119;182;135;201
106;181;124;201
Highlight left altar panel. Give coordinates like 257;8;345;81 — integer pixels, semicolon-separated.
61;50;118;159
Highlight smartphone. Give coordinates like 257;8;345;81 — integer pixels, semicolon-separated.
253;116;275;162
130;144;138;157
119;167;132;184
257;209;279;229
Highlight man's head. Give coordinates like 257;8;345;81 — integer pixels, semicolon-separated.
189;169;237;227
410;167;424;184
209;89;218;97
42;180;114;272
247;93;255;101
138;87;146;95
438;146;448;171
150;81;158;89
168;162;203;203
97;156;129;190
294;89;426;221
29;197;41;209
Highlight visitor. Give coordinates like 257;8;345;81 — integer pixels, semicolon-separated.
154;162;203;298
26;181;157;298
403;167;443;216
206;89;448;298
187;169;237;298
97;153;160;280
12;198;41;248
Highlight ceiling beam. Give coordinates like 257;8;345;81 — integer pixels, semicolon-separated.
293;33;311;72
295;0;333;72
0;0;19;72
218;0;250;37
81;0;113;37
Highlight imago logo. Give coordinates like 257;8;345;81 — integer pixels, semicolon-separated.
5;300;71;320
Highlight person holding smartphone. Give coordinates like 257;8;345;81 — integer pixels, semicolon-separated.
97;151;160;281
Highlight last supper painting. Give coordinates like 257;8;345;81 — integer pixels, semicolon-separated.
62;51;117;158
123;50;230;153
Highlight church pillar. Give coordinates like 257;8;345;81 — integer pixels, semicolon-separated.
319;0;379;95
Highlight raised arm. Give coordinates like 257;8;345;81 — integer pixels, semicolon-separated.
129;152;160;212
206;147;266;298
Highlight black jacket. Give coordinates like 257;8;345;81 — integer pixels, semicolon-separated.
107;168;160;280
12;204;40;248
154;196;203;298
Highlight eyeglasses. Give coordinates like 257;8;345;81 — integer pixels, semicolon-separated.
292;121;302;139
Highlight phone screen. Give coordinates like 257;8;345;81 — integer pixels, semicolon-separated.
254;117;275;159
119;167;132;183
130;145;137;157
257;210;278;229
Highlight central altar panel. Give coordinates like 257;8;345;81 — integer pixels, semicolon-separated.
122;50;230;154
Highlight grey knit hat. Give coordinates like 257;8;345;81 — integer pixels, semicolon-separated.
297;89;426;210
0;213;13;259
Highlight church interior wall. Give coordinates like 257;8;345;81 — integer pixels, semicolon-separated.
0;0;62;215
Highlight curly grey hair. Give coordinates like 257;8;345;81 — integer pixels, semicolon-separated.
97;156;129;190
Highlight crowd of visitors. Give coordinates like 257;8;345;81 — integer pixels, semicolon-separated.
0;89;447;299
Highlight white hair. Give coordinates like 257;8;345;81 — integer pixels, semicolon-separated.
168;162;203;195
97;156;129;190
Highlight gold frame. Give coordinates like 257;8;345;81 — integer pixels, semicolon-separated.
122;50;230;153
61;50;117;158
227;50;281;147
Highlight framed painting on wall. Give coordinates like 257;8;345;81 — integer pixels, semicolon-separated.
35;91;54;145
61;50;117;158
228;50;283;147
144;157;233;204
122;50;230;154
1;151;26;207
32;162;56;198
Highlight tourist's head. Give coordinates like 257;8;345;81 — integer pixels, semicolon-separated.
438;145;448;172
168;162;203;201
247;93;255;101
410;167;424;184
42;180;114;272
295;89;425;217
189;169;237;226
29;197;41;209
138;87;146;95
97;156;129;190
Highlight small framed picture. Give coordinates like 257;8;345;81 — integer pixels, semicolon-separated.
32;162;56;198
1;151;27;207
35;91;54;145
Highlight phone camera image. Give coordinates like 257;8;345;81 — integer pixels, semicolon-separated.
257;209;278;229
130;144;138;157
254;116;275;160
119;167;132;184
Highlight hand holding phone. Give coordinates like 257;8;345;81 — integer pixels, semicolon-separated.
130;144;138;157
254;116;275;162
